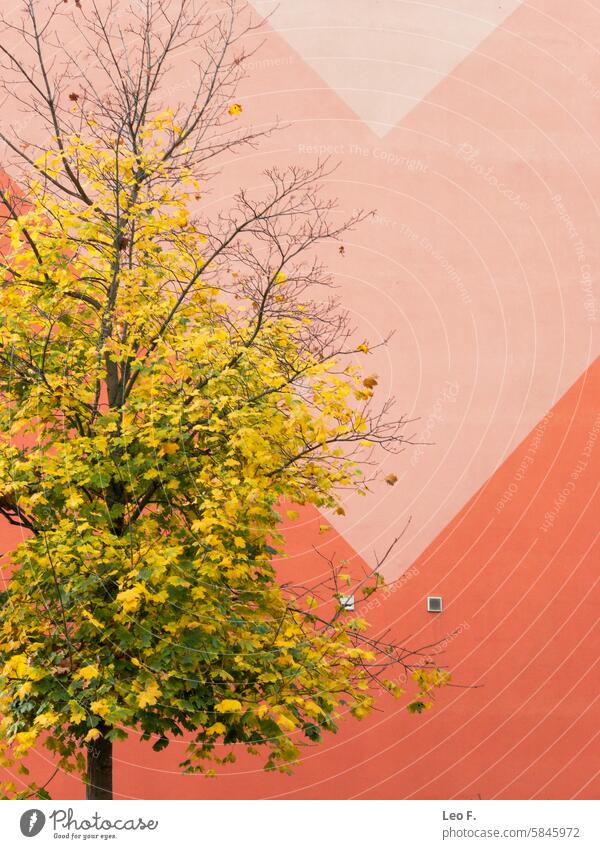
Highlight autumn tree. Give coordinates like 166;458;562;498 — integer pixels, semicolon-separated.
0;0;448;800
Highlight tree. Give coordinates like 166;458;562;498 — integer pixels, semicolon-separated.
0;0;449;800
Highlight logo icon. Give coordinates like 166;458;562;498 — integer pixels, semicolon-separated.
19;809;46;837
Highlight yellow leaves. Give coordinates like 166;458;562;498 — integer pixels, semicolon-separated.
275;713;296;732
150;589;168;604
2;654;29;679
66;492;83;509
286;509;299;520
318;524;331;534
116;583;146;613
347;617;369;632
350;696;374;719
302;699;324;718
13;730;39;755
412;667;451;692
346;647;375;661
362;374;378;389
385;473;398;486
90;699;111;718
69;701;87;724
84;728;102;743
228;103;243;116
77;664;100;682
82;610;102;629
206;722;226;736
214;698;243;713
233;536;246;549
33;711;59;729
17;682;32;699
137;680;161;709
159;441;179;456
357;342;370;354
382;679;404;700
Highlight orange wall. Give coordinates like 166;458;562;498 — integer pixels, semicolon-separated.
4;358;598;799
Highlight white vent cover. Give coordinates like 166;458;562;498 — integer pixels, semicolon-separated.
339;595;355;611
427;596;443;613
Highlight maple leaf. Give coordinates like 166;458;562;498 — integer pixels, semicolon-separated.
137;681;161;709
84;728;102;742
215;699;243;713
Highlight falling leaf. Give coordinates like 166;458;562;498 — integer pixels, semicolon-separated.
68;92;79;102
318;524;331;534
228;103;243;116
362;374;378;389
385;473;398;486
338;245;345;256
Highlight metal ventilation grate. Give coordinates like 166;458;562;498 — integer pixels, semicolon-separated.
427;596;443;612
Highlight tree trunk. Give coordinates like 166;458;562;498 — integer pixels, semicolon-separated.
86;722;113;800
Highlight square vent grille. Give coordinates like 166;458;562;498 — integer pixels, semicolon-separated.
427;596;443;612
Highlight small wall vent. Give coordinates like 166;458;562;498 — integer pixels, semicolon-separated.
427;596;443;613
